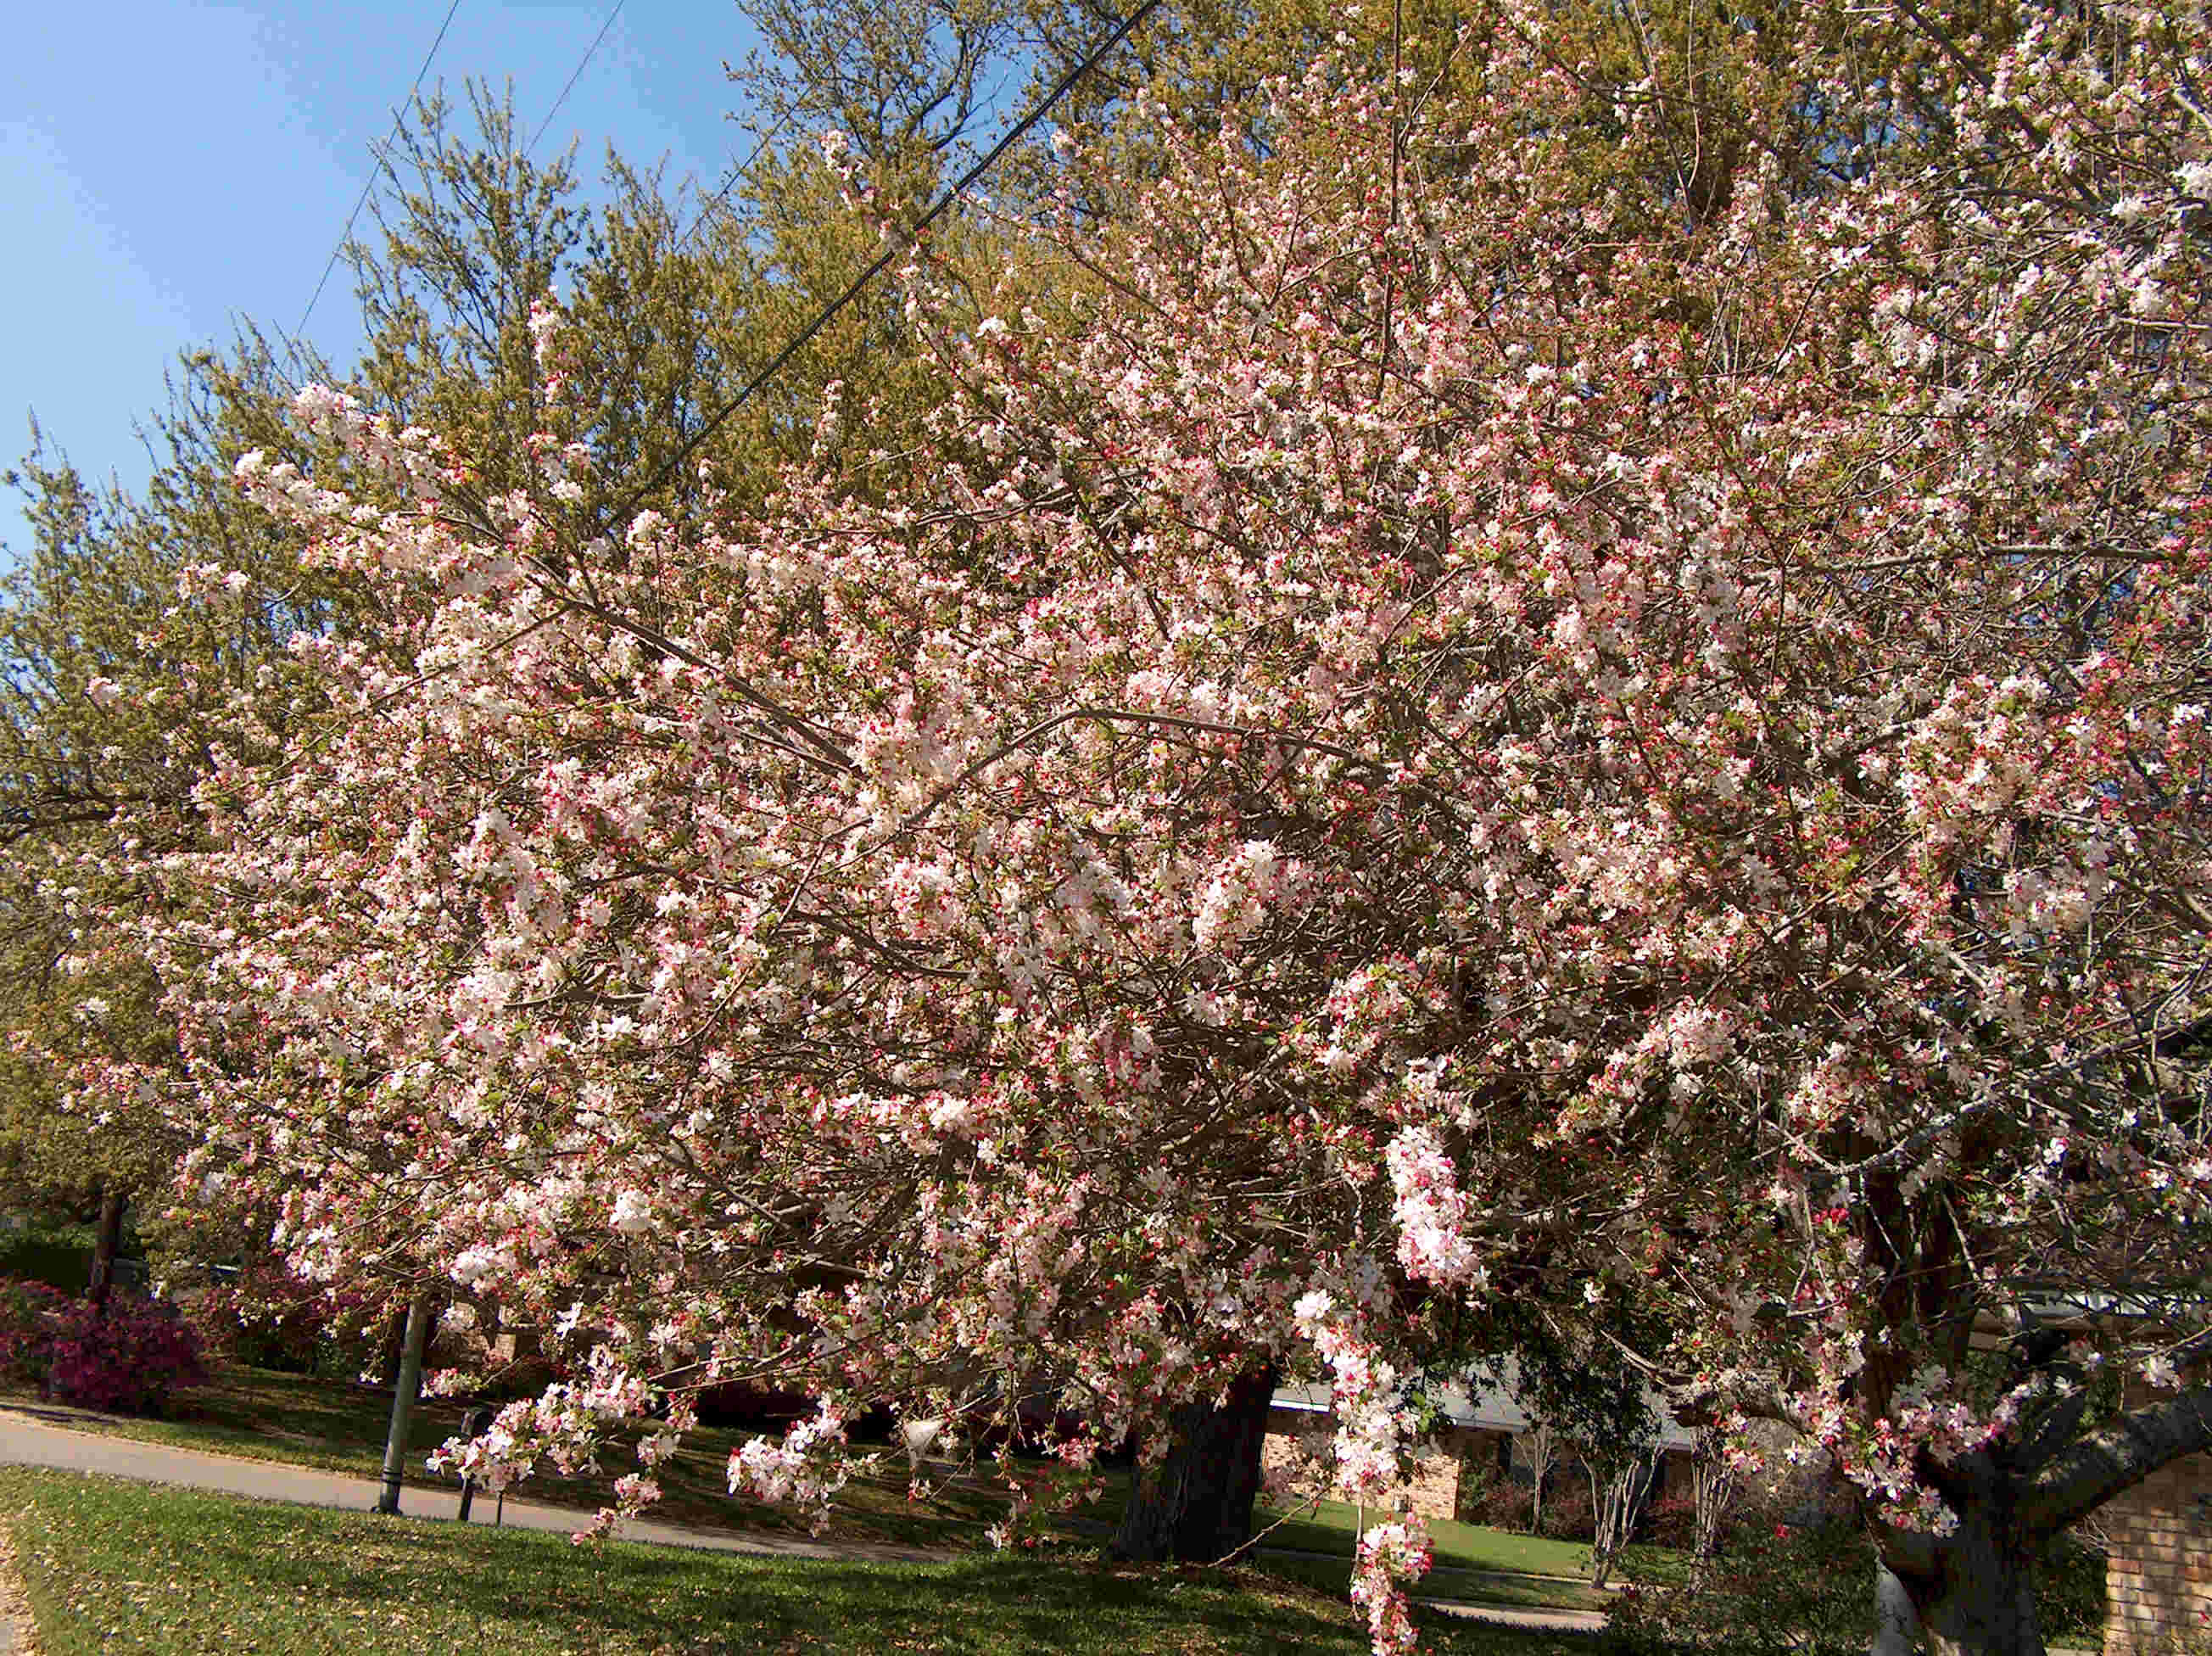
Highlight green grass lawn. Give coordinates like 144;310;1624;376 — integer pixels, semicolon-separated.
1248;1551;1609;1613
0;1362;1680;1614
0;1467;1598;1656
1254;1497;1688;1590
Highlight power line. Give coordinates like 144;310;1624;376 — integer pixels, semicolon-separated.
528;0;627;157
674;113;794;255
602;0;1164;530
295;0;466;344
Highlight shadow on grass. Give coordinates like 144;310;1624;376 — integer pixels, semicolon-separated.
0;1402;120;1431
3;1467;1559;1655
6;1363;1023;1548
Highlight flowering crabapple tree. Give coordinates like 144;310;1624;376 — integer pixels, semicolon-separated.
103;3;2212;1652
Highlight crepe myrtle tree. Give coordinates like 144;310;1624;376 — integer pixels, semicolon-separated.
103;3;2212;1651
1494;1317;1663;1591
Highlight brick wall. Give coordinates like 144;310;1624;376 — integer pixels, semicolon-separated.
2103;1378;2212;1655
1260;1408;1469;1520
2103;1451;2212;1653
1401;1437;1469;1519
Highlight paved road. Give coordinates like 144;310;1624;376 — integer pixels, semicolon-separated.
0;1406;1612;1637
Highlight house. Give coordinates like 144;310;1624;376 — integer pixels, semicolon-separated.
1263;1361;1699;1522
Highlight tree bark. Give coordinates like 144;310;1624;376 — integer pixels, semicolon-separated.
1692;1419;1737;1564
1870;1562;1923;1656
1586;1447;1659;1590
2020;1383;2212;1536
85;1186;126;1313
1521;1422;1556;1536
1878;1448;2047;1656
1111;1365;1278;1563
1894;1520;2046;1656
1866;1385;2212;1656
378;1304;411;1385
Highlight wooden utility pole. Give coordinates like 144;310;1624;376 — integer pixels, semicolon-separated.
374;1294;433;1515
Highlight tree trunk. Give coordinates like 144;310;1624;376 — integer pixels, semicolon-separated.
1871;1561;1924;1656
1887;1510;2046;1656
378;1303;410;1385
85;1187;126;1313
1520;1423;1556;1536
1864;1385;2212;1656
1112;1365;1277;1563
1586;1447;1658;1590
1692;1419;1737;1565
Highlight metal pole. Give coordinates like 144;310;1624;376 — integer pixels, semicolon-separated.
374;1293;433;1515
455;1406;489;1522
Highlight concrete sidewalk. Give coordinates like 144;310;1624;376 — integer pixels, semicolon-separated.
1421;1596;1606;1634
0;1406;1612;1636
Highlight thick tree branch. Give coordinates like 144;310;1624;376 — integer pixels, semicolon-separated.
2020;1383;2212;1538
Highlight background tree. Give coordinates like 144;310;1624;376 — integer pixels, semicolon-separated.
1515;1421;1557;1539
0;335;349;1299
1495;1320;1664;1589
1689;1415;1739;1569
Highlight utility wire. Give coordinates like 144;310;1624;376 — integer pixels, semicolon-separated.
600;0;1163;532
534;110;790;482
528;0;627;157
674;112;794;255
295;0;466;344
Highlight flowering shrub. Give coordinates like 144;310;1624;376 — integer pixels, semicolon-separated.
1639;1492;1701;1552
1464;1480;1532;1533
1535;1484;1595;1543
190;1261;389;1377
72;2;2212;1648
48;1296;209;1414
727;1402;863;1536
1352;1519;1433;1656
0;1283;208;1415
0;1279;70;1389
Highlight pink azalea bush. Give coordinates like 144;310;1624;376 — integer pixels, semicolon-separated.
0;1282;207;1415
191;1257;389;1376
0;1280;70;1390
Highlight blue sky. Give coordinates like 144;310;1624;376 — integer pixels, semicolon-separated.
1;1;768;560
